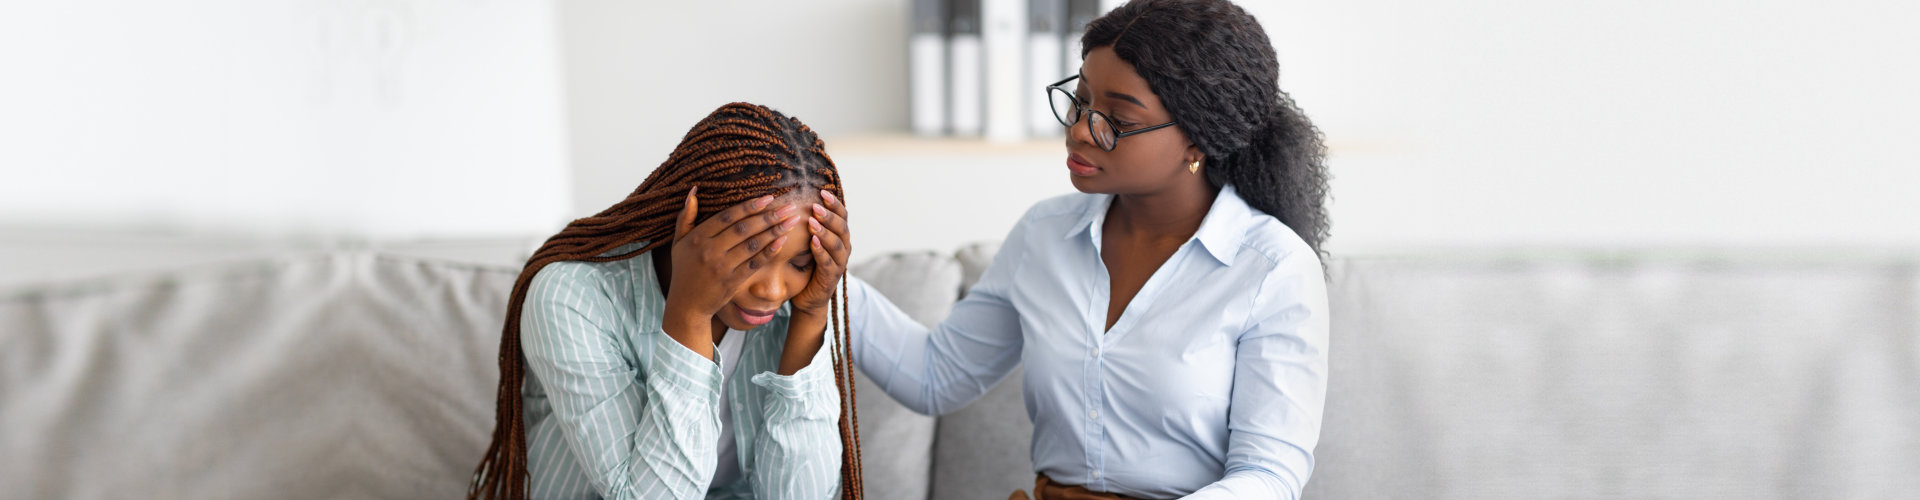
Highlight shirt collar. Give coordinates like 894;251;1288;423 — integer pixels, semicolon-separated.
1064;194;1110;241
1064;184;1251;266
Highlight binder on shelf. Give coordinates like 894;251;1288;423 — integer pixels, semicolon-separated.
947;0;984;137
981;0;1027;142
1063;0;1099;80
1026;0;1065;137
910;0;948;137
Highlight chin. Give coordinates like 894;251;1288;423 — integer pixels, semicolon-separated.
1068;175;1125;195
1067;175;1106;194
717;317;752;331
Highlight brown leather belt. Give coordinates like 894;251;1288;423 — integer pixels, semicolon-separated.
1008;474;1146;500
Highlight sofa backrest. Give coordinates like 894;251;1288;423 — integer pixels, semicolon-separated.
857;247;1920;499
1;253;514;498
0;247;998;500
1308;255;1919;499
4;246;1914;499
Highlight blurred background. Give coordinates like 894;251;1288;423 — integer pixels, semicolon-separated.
4;0;1915;282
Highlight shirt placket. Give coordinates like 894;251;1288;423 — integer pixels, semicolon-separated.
1082;236;1110;490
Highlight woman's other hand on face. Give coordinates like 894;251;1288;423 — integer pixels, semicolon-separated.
790;190;851;317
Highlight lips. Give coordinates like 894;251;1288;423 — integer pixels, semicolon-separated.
734;304;777;326
1067;153;1102;177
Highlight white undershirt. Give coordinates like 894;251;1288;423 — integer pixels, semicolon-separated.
710;328;749;489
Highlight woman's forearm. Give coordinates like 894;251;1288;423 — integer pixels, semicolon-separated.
778;311;829;375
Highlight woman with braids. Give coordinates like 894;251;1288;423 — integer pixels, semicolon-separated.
845;1;1329;499
469;102;863;500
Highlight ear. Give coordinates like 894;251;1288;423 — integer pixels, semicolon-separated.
1184;144;1205;167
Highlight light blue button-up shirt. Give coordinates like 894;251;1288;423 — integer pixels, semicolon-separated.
848;185;1330;499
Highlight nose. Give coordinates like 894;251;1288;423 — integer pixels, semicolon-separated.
1066;111;1098;148
742;269;787;303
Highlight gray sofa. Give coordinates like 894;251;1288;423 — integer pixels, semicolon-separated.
3;243;1915;499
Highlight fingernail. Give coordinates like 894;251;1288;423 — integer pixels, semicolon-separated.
775;203;797;217
809;217;823;232
774;235;788;249
781;215;801;229
812;204;828;217
812;235;822;248
753;196;774;209
822;191;838;205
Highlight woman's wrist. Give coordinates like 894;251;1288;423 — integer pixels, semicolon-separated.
660;297;717;360
776;311;829;375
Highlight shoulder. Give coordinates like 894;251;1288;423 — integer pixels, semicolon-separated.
526;241;654;294
1230;213;1330;335
1007;192;1099;240
517;257;655;353
527;260;620;300
1227;195;1323;281
1024;191;1098;220
1242;220;1316;264
522;256;650;321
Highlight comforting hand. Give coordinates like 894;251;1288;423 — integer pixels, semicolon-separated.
790;190;851;316
663;187;802;327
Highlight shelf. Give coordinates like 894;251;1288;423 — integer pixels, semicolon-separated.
825;131;1405;158
821;133;1067;156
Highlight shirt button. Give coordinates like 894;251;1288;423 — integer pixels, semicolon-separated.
1090;348;1099;357
1092;471;1101;479
1090;410;1099;419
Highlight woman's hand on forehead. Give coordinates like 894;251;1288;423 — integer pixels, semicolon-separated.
660;187;804;357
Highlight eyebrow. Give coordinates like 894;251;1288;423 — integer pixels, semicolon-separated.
1103;91;1146;110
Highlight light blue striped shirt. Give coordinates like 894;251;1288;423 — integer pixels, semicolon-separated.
848;185;1330;499
519;243;843;500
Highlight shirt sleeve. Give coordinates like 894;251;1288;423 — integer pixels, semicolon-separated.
519;265;725;500
744;326;844;499
1182;250;1331;500
845;212;1032;416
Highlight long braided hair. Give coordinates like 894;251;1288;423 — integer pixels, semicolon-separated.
468;102;865;499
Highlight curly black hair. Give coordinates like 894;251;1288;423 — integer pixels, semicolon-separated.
1083;0;1331;254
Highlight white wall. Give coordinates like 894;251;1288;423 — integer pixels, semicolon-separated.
1266;0;1920;249
0;0;570;239
558;0;1920;260
554;0;910;221
5;0;1914;263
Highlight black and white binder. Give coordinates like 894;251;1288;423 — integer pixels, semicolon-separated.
1027;0;1065;137
910;0;949;136
981;0;1026;142
947;0;984;137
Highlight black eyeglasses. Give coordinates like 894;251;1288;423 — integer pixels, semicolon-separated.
1046;74;1178;152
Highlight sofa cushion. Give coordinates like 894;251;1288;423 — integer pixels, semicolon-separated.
954;241;1000;299
926;241;1036;500
1306;255;1920;499
848;250;963;500
928;364;1033;500
0;253;513;499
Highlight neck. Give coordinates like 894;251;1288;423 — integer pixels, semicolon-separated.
1106;179;1218;241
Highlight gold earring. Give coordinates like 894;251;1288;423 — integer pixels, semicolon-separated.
1188;160;1201;174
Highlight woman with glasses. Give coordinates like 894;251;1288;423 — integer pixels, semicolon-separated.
846;0;1331;498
